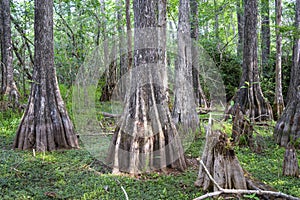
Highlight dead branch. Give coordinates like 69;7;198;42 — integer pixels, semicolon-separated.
194;160;300;200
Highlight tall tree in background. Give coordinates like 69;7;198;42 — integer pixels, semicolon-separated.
236;0;244;59
190;0;208;108
173;0;199;135
229;0;272;122
274;0;300;148
274;0;285;119
0;0;19;104
107;0;186;174
14;0;79;151
261;0;270;76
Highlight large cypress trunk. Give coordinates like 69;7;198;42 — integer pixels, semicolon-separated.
107;0;186;174
13;0;79;151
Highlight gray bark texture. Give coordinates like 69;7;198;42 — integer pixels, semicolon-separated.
236;0;244;58
261;0;270;76
274;0;300;148
0;0;19;104
107;0;186;175
172;0;199;137
195;127;247;191
13;0;79;151
228;0;273;122
274;0;285;120
190;0;208;108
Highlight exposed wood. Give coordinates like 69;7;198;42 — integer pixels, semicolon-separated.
195;125;247;191
194;159;300;200
283;145;299;177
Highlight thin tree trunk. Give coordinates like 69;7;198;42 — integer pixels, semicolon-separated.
236;0;244;59
274;0;285;119
173;0;200;138
0;0;19;105
126;0;132;71
261;0;270;76
190;0;208;108
13;0;79;151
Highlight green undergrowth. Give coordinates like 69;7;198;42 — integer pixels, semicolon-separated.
1;108;300;199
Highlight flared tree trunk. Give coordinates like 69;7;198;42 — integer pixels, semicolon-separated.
283;145;299;177
107;0;186;175
0;0;19;104
173;0;199;136
274;0;285;120
190;0;208;109
228;0;273;123
274;0;300;147
13;0;79;151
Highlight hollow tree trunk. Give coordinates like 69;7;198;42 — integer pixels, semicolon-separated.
173;0;199;136
228;0;273;123
0;0;19;105
274;0;285;120
13;0;79;151
190;0;208;108
107;0;186;175
274;0;300;147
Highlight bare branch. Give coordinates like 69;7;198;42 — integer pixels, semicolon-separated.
194;160;300;200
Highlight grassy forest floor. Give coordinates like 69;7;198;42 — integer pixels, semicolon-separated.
1;87;300;199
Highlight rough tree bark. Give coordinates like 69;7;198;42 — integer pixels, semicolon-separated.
99;0;117;102
236;0;244;59
228;0;273;123
195;123;247;191
190;0;208;108
274;0;300;148
13;0;79;151
172;0;199;136
261;0;270;76
283;145;299;177
0;0;19;104
107;0;187;174
274;0;285;120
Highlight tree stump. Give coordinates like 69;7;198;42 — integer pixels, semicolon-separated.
195;128;247;191
283;145;299;177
